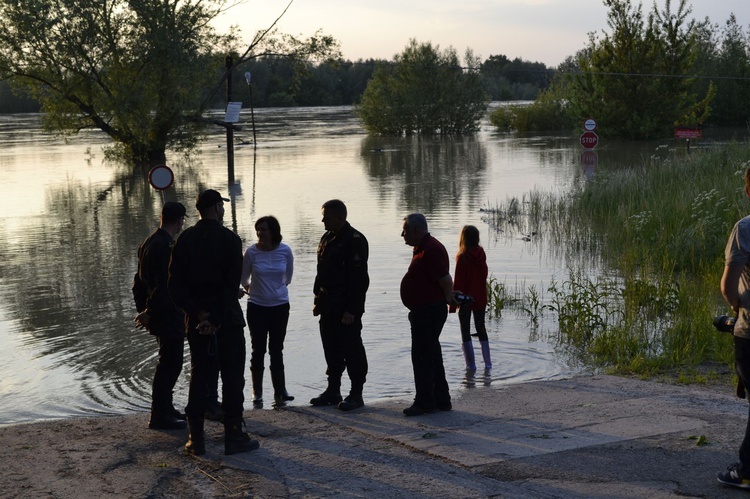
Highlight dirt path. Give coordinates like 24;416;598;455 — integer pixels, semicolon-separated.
1;375;747;498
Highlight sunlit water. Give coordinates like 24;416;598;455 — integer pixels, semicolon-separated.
1;106;713;426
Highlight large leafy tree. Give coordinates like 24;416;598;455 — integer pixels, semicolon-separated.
0;0;338;166
566;0;713;139
357;40;489;135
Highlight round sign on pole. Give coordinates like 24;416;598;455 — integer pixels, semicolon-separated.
148;165;174;191
584;118;596;131
580;131;599;150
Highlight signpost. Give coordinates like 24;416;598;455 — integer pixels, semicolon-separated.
580;130;599;149
674;127;702;153
674;127;702;139
148;164;175;204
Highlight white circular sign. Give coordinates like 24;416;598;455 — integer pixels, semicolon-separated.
148;165;174;191
584;118;596;131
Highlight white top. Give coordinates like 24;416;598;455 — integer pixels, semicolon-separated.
241;242;294;307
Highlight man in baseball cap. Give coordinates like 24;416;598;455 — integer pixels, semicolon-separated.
195;189;229;211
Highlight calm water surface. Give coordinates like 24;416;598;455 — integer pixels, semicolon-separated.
1;106;699;425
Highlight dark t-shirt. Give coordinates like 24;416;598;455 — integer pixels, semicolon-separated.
400;233;449;310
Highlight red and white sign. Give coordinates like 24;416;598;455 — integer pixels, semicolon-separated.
148;164;174;191
674;127;702;139
580;131;599;149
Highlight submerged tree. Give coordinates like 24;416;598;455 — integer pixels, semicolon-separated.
0;0;338;166
356;40;490;135
565;0;713;139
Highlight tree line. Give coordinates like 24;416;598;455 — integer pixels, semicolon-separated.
0;54;552;113
492;0;750;137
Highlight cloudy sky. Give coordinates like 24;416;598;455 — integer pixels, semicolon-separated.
215;0;750;67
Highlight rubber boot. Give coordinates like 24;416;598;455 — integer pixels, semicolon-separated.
337;381;364;411
251;367;264;408
271;368;294;407
224;416;260;455
480;340;492;370
310;377;342;406
185;417;205;456
462;341;477;371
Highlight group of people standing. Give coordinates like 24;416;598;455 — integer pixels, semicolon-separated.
133;191;493;456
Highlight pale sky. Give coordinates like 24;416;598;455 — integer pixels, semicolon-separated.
215;0;750;67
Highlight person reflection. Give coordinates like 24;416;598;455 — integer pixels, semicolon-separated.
240;216;295;409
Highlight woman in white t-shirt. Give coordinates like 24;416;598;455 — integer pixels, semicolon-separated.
241;216;294;408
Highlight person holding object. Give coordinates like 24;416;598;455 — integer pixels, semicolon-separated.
311;199;370;412
450;225;491;371
169;189;259;456
719;167;750;489
400;213;455;416
240;216;295;408
132;201;187;430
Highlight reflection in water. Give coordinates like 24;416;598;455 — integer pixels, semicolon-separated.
361;135;488;214
0;108;596;426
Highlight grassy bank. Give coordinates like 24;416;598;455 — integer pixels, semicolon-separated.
484;142;750;377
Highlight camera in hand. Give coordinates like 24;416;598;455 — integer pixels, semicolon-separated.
454;292;474;305
714;315;736;334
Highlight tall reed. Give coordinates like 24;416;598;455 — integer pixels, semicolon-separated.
484;143;750;374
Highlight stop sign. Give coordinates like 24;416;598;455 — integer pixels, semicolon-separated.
580;131;599;149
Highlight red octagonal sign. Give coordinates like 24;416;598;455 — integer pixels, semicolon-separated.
580;130;599;149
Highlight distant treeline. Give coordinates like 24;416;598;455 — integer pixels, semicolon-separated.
0;54;553;113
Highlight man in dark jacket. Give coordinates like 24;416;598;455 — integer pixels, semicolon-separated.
311;199;370;411
133;201;188;430
169;189;259;456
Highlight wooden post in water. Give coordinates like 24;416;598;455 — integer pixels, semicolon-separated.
226;55;235;184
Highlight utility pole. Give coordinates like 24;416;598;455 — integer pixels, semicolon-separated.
225;55;235;184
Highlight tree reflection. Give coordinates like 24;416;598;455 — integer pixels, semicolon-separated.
0;157;215;412
359;135;489;213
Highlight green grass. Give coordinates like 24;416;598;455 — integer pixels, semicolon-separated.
483;142;750;374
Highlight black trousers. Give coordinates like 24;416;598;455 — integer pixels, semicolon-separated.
247;302;290;373
318;313;368;386
151;335;184;414
735;335;750;476
458;306;488;342
409;302;450;410
185;325;246;421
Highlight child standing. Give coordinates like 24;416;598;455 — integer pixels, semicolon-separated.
451;225;491;371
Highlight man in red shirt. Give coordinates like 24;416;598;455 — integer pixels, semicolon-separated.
400;213;457;416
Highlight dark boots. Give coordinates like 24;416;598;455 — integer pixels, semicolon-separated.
271;368;294;407
185;417;205;456
149;399;187;430
251;367;264;408
337;382;364;412
310;377;342;406
224;416;260;455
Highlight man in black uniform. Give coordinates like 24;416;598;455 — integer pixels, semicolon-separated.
133;201;187;430
311;199;369;411
169;189;259;456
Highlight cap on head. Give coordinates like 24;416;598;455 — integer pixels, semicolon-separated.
161;201;186;220
195;189;229;211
